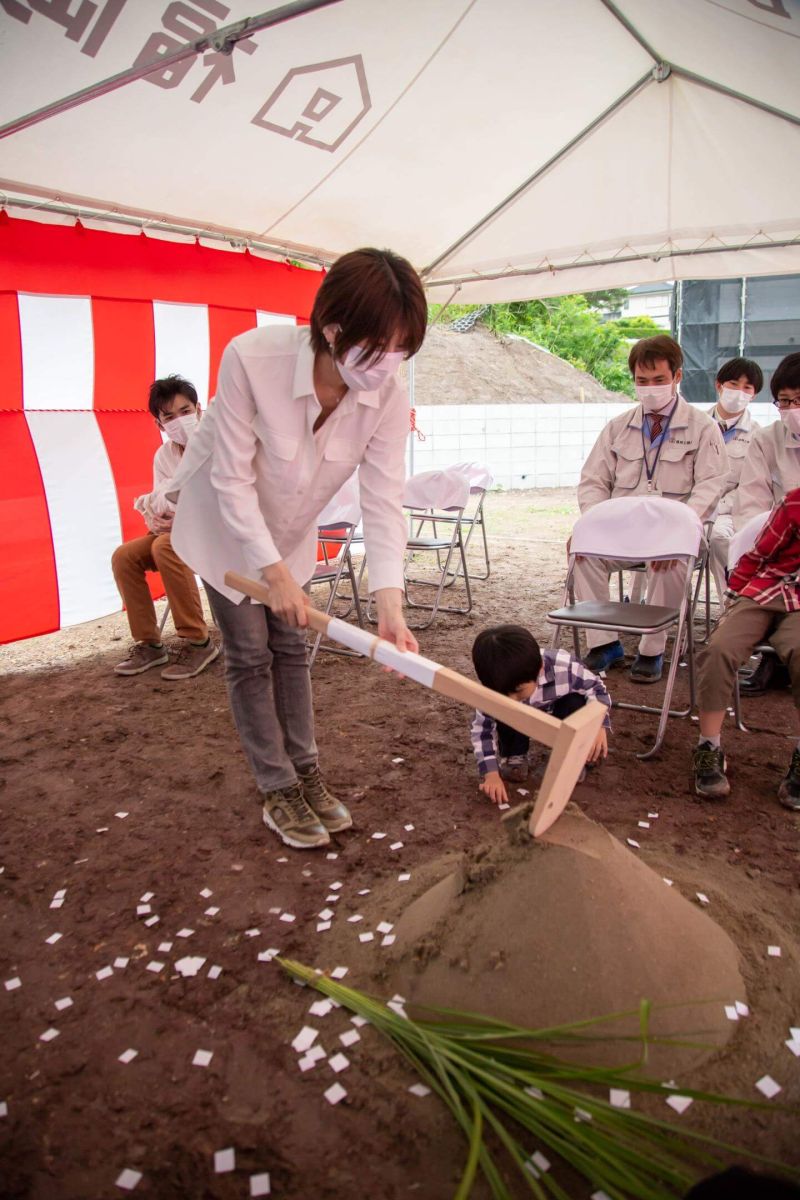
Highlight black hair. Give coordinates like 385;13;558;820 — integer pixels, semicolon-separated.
147;375;199;421
771;352;800;401
716;357;763;394
471;625;542;695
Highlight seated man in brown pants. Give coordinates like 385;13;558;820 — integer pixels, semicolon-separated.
692;485;800;810
112;376;218;681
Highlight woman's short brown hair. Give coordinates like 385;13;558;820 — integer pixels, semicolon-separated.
309;248;427;364
628;335;683;377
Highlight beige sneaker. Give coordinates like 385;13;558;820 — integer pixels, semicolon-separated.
297;764;353;833
114;643;169;676
161;639;220;681
262;783;330;849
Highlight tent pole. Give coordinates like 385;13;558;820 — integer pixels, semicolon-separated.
420;70;653;279
669;66;800;129
596;0;661;63
0;0;342;142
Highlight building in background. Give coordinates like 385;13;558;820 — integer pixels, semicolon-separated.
674;275;800;405
617;282;673;330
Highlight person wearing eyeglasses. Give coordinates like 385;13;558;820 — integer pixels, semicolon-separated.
706;357;763;604
732;352;800;694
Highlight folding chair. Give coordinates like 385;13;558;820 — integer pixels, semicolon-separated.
728;510;775;731
308;476;365;667
395;468;473;631
410;461;493;584
158;599;171;637
547;495;704;759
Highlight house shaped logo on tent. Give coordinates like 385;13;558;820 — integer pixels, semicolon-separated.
252;56;371;152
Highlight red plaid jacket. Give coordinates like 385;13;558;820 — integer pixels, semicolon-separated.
728;487;800;611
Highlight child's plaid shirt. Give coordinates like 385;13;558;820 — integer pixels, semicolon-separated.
727;487;800;612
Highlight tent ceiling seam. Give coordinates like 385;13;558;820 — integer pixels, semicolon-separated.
420;69;654;279
597;0;662;64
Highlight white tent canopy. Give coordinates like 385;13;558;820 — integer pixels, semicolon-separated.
1;0;799;301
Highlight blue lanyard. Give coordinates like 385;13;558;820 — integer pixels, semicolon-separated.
640;402;677;491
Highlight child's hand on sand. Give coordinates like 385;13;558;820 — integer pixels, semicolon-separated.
479;771;509;806
586;727;608;764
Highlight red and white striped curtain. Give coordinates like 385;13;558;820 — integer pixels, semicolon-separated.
0;216;322;645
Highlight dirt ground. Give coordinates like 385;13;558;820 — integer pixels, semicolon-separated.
2;489;799;1200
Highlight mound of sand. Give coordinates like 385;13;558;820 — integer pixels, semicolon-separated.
324;809;745;1077
413;325;630;406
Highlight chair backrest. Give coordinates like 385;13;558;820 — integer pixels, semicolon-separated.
727;510;771;570
450;461;495;492
570;496;703;561
404;468;470;511
317;472;361;528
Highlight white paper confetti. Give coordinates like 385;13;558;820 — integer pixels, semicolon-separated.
391;757;404;764
146;961;164;974
214;1148;235;1174
735;1001;749;1017
140;892;154;902
306;1043;327;1063
115;1168;142;1191
325;895;340;903
175;956;207;977
663;878;674;887
316;921;331;933
356;889;370;896
192;1049;213;1068
382;935;396;947
0;1102;7;1118
40;1027;59;1042
143;916;159;927
250;1172;271;1196
648;812;659;819
371;832;387;840
696;893;710;905
118;1048;138;1064
408;1083;430;1097
768;945;782;957
785;1039;800;1058
666;1095;693;1114
358;932;374;943
377;922;394;934
755;1075;781;1099
96;966;114;981
4;978;21;992
339;1028;360;1048
54;996;73;1011
326;852;339;861
297;1055;316;1072
724;1005;739;1021
347;914;363;924
390;841;404;851
176;928;195;939
199;888;213;899
208;965;223;979
318;908;334;921
292;1026;318;1053
279;913;296;924
328;1052;350;1073
351;1015;368;1028
404;824;415;832
45;932;62;945
626;839;640;850
158;942;173;954
324;1082;347;1105
331;966;348;980
50;898;64;910
609;1089;631;1108
638;821;650;829
115;812;129;820
245;928;261;937
398;873;411;882
309;1000;333;1018
113;957;130;970
329;882;343;891
205;907;220;917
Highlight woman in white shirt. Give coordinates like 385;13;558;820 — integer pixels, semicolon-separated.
170;248;427;850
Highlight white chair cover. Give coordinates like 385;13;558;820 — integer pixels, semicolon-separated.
450;461;495;490
570;496;703;561
727;510;771;570
404;468;470;511
316;472;361;528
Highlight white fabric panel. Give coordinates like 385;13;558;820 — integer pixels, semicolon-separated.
153;302;210;408
570;496;703;561
256;312;297;327
18;294;94;410
317;472;360;526
728;511;771;571
25;412;122;627
404;468;470;510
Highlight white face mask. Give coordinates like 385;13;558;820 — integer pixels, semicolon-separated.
336;345;405;392
163;412;198;445
780;408;800;438
717;387;750;416
635;382;676;413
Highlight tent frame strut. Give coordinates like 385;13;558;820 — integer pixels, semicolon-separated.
0;0;342;142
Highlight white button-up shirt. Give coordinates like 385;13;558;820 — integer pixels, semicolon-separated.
170;324;409;602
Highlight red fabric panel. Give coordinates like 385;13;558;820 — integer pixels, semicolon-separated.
92;298;155;410
0;413;59;643
0;293;23;411
95;412;165;601
208;306;257;398
0;219;322;319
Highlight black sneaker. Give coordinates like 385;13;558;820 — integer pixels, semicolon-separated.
778;749;800;811
631;653;664;684
692;743;730;799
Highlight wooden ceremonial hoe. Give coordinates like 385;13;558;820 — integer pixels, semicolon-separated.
225;571;606;837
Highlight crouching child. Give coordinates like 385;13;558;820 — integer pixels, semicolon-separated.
470;624;612;806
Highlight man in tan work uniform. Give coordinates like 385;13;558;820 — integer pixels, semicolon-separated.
574;335;727;684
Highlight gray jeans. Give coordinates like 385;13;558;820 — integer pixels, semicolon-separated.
205;582;317;794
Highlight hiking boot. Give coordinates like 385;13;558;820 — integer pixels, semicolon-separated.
114;643;169;676
262;783;330;849
692;743;730;799
631;652;664;684
500;755;529;783
161;639;219;680
739;653;790;696
297;764;353;833
583;640;625;674
777;749;800;811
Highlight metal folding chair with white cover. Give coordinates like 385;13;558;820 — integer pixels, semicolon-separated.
308;475;365;667
406;461;494;586
727;510;774;732
547;496;704;758
399;468;473;631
